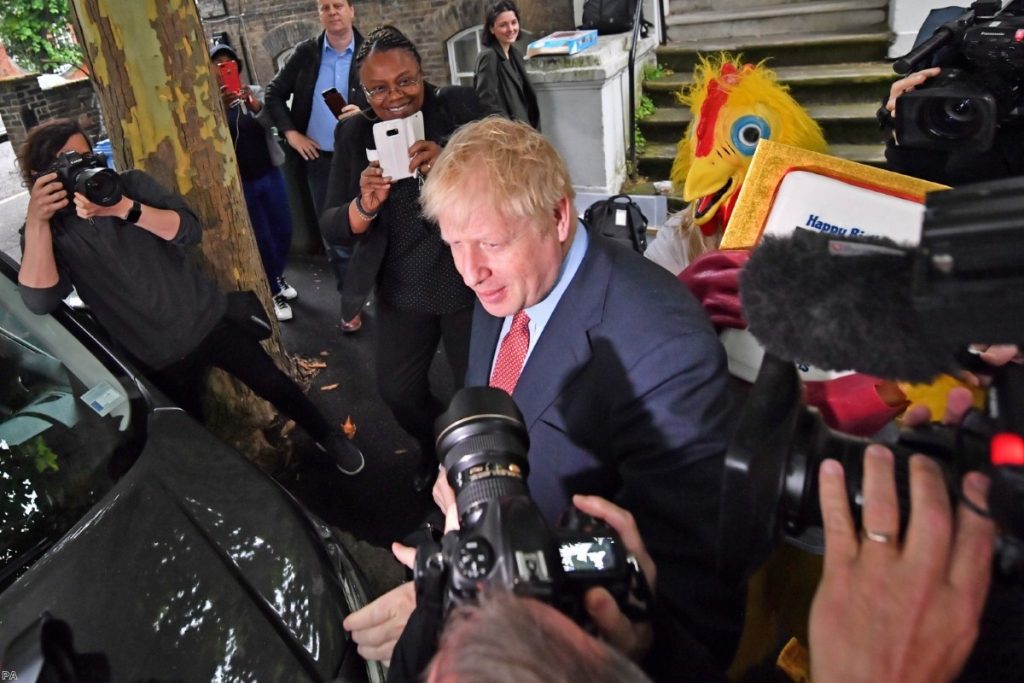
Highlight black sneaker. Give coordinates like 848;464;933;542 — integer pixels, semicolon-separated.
316;433;365;475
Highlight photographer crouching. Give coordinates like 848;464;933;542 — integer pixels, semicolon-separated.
17;118;365;475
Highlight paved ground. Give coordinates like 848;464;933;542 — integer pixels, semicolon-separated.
0;141;29;259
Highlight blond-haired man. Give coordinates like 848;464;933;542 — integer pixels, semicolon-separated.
344;119;742;679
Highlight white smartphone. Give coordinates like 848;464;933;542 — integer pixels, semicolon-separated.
371;111;425;181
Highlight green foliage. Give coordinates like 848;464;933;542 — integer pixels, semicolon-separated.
0;0;83;74
633;126;647;153
642;63;670;81
636;93;655;121
30;436;59;473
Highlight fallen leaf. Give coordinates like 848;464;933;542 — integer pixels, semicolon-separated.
395;449;408;455
320;383;339;391
342;416;357;439
319;351;330;357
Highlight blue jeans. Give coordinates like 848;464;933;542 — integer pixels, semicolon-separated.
242;168;293;293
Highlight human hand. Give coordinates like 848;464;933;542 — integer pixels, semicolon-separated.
284;130;320;160
408;139;441;176
431;466;457;520
26;172;69;226
73;193;130;221
886;67;941;115
359;160;391;213
238;85;260;112
339;103;361;120
808;446;995;683
219;83;242;110
343;581;417;665
677;248;750;329
574;494;657;662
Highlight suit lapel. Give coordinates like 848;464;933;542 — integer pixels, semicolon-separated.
467;303;503;386
512;237;608;430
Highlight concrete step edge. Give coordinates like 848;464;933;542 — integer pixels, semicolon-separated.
657;30;891;53
644;61;896;91
641;101;881;124
665;0;887;26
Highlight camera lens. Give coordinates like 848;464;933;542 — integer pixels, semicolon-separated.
75;168;123;207
922;96;985;141
435;387;531;513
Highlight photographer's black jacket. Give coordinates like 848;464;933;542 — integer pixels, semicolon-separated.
19;170;225;370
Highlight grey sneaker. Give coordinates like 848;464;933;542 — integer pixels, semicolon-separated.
276;276;298;300
272;293;293;321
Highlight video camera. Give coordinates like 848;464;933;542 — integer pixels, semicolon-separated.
47;150;122;208
413;387;650;626
719;176;1024;581
891;0;1024;151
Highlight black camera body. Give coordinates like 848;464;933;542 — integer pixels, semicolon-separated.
48;151;123;207
414;387;648;625
894;1;1024;151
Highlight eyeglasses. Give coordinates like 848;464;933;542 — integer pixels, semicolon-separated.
363;74;423;102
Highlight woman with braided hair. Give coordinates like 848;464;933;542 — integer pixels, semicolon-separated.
319;25;483;492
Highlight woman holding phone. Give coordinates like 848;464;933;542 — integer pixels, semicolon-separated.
319;26;482;492
474;1;540;129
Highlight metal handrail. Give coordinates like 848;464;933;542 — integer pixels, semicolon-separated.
627;0;647;180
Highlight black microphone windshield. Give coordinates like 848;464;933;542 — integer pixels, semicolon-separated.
740;231;959;383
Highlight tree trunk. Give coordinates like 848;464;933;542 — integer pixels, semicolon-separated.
70;0;296;472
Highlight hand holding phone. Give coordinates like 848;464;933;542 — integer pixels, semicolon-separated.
322;87;347;118
217;60;242;96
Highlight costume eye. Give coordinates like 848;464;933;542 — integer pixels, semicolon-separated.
731;116;771;155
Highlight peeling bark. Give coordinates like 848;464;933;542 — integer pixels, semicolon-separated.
70;0;296;470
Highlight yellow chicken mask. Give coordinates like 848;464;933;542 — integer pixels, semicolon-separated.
670;55;828;238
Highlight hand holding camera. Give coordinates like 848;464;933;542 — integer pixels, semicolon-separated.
26;173;70;227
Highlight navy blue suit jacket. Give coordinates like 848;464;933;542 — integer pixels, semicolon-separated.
466;231;743;668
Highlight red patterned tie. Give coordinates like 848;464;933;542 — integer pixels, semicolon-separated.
489;311;531;395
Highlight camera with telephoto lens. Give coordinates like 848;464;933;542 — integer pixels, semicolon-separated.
47;150;123;207
413;387;651;626
892;0;1024;151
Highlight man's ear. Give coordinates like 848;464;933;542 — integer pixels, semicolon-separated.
553;196;573;243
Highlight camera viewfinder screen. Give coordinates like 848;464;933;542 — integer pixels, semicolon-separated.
558;536;617;573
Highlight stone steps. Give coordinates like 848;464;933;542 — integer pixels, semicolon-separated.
637;140;886;181
640;100;886;145
655;30;891;73
645;61;896;109
665;0;888;41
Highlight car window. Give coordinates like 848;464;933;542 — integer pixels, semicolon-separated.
0;274;135;588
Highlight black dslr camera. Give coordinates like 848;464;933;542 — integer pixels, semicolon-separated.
47;151;123;207
892;0;1024;151
413;387;650;625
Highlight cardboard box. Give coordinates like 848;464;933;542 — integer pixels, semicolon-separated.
526;30;598;58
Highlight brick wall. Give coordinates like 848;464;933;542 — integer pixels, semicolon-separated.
0;76;103;154
200;0;574;88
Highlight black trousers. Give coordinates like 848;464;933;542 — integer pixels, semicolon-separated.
306;152;351;297
148;318;331;441
375;301;472;466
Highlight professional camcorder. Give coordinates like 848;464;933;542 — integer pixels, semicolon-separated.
892;0;1024;151
413;387;650;625
720;176;1024;581
47;150;122;207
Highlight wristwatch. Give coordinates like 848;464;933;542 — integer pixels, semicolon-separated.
125;199;142;224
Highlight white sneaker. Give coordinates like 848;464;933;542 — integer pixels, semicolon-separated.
273;293;293;321
276;276;298;301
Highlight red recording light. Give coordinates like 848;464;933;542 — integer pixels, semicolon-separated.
1016;28;1024;42
991;433;1024;466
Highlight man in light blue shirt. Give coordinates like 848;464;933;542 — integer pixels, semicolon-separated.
266;0;367;327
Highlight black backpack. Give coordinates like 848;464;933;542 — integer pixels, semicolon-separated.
584;194;648;253
580;0;644;35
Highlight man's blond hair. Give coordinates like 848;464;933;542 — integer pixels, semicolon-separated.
421;116;575;231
